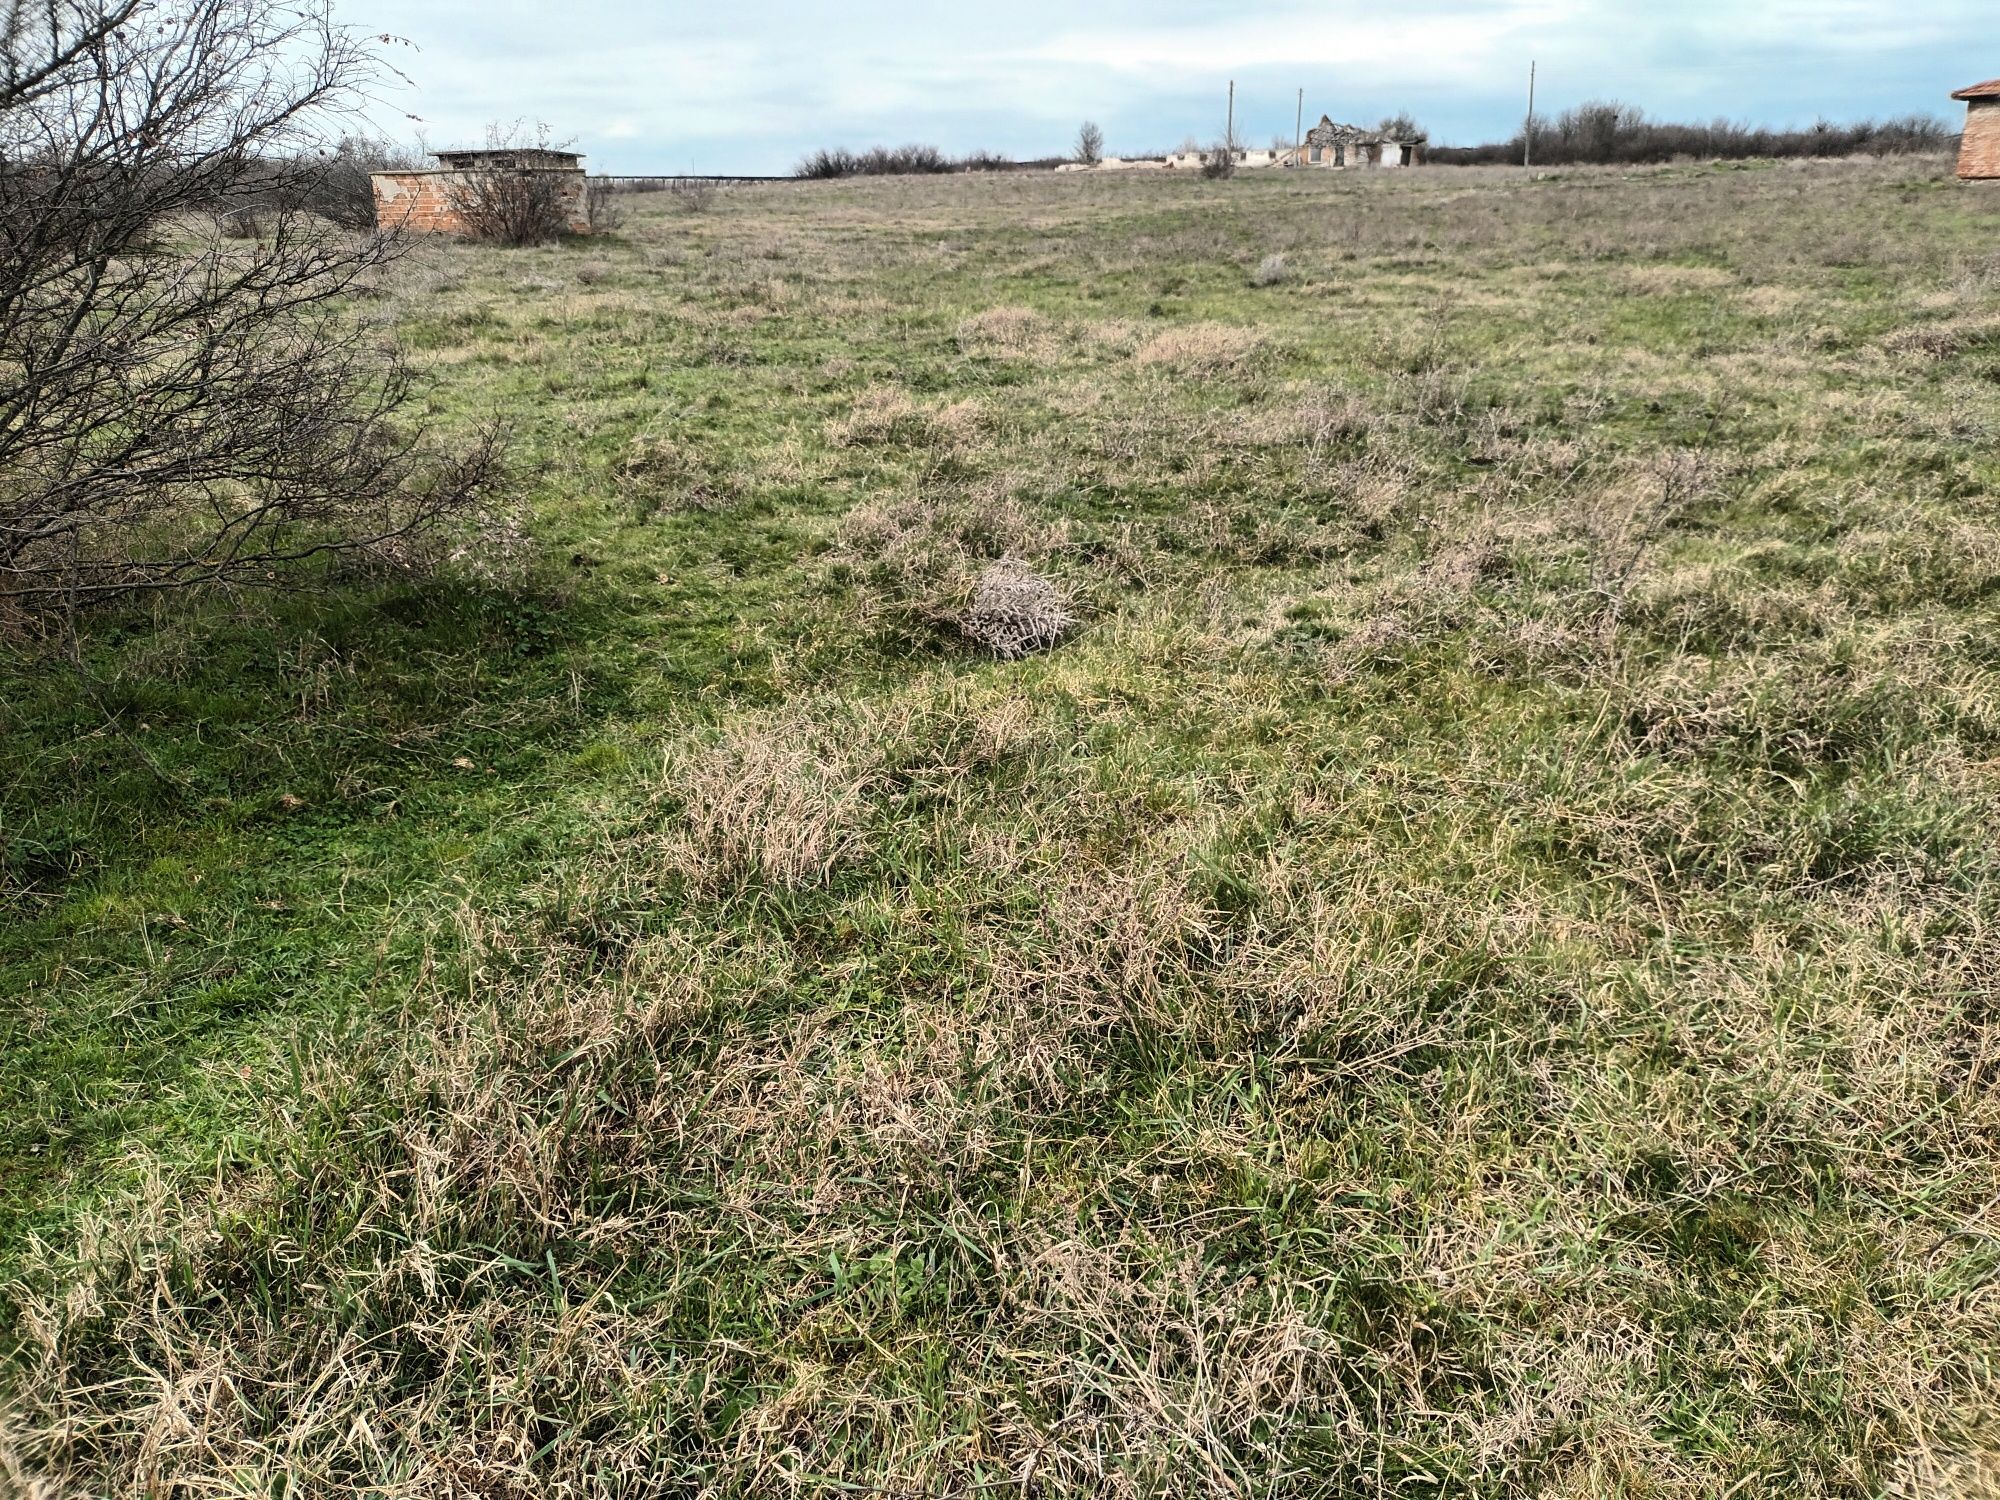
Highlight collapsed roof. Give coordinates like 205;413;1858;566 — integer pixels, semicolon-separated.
1304;115;1426;146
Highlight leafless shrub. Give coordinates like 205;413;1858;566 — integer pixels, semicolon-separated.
795;146;861;179
185;133;414;240
0;0;501;613
1075;120;1105;166
288;132;424;230
443;122;580;244
795;143;960;179
1200;142;1238;180
861;143;951;175
584;177;623;232
1436;100;1958;166
448;167;571;244
961;558;1076;657
666;177;716;213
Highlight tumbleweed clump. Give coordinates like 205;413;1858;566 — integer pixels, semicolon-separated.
960;558;1076;658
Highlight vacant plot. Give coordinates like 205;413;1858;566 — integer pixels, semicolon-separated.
4;158;2000;1497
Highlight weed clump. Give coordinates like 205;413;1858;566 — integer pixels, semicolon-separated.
961;559;1076;658
1882;316;2000;361
1251;253;1289;287
615;432;733;515
831;492;1078;655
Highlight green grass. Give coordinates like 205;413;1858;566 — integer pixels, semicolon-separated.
5;157;2000;1497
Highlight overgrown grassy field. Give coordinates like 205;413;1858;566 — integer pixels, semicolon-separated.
4;157;2000;1496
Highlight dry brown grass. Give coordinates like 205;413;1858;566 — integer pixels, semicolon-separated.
658;702;892;888
955;305;1063;360
826;386;985;450
826;487;1086;656
1132;322;1266;375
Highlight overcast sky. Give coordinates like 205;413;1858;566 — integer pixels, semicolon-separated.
350;0;1994;174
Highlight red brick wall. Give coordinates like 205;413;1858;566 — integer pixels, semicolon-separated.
371;172;463;233
370;170;592;235
1960;101;2000;180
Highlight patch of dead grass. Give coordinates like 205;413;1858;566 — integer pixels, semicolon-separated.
658;702;891;888
1132;322;1265;375
825;386;985;449
955;305;1062;360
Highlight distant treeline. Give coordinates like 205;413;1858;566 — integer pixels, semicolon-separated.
796;145;1061;178
1433;102;1959;166
795;105;1960;179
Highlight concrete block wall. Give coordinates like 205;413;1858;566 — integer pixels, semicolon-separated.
1960;101;2000;180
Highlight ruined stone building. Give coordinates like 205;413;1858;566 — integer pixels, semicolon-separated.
370;148;591;235
1302;117;1424;169
1059;111;1426;174
1953;80;2000;180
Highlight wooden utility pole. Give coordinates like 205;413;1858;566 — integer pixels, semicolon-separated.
1227;79;1236;147
1295;87;1304;165
1524;60;1538;169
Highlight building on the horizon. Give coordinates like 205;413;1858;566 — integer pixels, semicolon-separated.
1057;116;1425;174
370;148;592;235
1300;117;1425;169
1952;79;2000;180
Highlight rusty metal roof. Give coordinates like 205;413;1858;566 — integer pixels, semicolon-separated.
1952;79;2000;100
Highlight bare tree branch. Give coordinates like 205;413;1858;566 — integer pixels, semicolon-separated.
0;0;500;610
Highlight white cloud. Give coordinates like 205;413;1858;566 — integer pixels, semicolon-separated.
1029;0;1587;82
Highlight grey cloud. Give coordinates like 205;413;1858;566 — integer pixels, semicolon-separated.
349;0;1990;172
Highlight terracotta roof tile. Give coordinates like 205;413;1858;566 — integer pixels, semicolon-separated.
1952;79;2000;100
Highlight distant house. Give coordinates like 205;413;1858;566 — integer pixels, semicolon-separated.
1952;79;2000;180
1302;117;1425;169
370;148;592;235
1056;115;1425;175
1055;156;1168;172
1161;145;1292;170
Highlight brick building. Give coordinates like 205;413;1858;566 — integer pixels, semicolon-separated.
1953;79;2000;180
370;148;591;235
